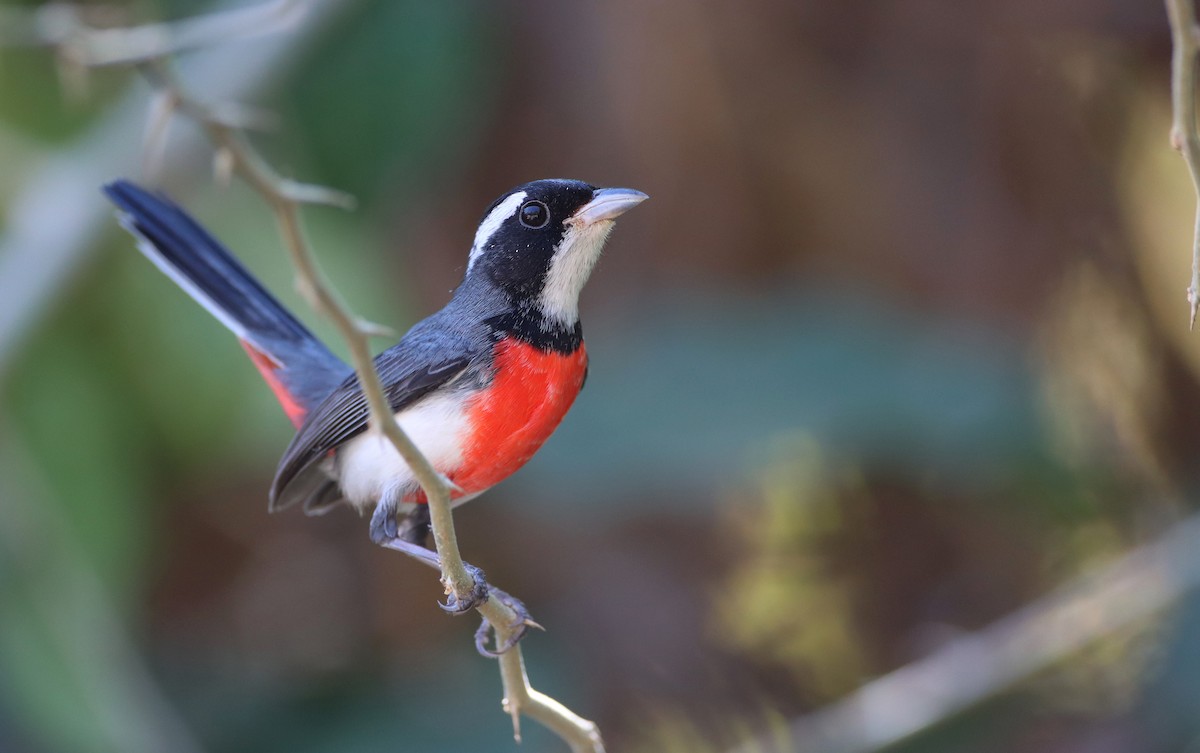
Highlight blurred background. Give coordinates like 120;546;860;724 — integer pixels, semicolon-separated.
1;0;1198;751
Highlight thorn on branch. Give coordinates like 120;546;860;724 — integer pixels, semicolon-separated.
213;147;235;187
55;0;308;68
278;179;357;210
355;318;397;339
502;697;523;744
475;611;545;658
435;470;466;496
142;90;179;179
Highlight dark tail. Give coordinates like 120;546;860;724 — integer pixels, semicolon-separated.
103;180;348;426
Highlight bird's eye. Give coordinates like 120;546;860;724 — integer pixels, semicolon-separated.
519;200;550;229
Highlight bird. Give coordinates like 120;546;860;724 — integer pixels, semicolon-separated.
103;178;646;616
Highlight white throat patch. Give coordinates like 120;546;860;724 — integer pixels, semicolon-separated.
466;191;526;272
539;219;614;326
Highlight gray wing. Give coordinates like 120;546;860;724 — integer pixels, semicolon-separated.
269;336;474;511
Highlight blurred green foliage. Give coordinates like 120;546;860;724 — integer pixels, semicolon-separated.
715;438;871;699
281;0;499;204
0;2;508;751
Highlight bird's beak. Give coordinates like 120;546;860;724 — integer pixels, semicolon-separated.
574;187;649;226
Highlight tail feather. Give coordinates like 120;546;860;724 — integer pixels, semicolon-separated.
104;180;348;423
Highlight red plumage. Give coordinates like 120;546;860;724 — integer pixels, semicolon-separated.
432;338;588;502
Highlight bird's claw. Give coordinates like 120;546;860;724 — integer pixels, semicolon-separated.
439;562;490;614
474;588;542;657
372;509;532;649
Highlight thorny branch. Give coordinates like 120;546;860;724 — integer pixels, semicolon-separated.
1166;0;1200;327
0;0;306;66
14;4;604;751
0;0;340;378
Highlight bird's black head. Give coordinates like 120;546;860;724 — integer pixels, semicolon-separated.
465;179;647;327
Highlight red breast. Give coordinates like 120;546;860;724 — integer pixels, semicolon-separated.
407;337;588;503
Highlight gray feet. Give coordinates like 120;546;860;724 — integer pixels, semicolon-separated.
373;504;538;656
438;562;490;614
475;587;541;657
378;536;491;613
370;500;431;546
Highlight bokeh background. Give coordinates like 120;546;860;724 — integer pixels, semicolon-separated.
2;1;1199;751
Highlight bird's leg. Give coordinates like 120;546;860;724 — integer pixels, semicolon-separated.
381;536;491;614
396;503;431;545
371;489;434;545
378;525;538;656
380;535;442;569
474;587;543;657
368;495;400;544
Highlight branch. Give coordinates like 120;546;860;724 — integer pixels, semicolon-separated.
732;510;1200;753
1166;0;1200;327
393;546;604;749
0;0;354;377
154;68;603;749
143;54;488;621
22;4;604;749
0;1;306;66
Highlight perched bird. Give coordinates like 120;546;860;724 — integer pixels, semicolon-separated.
104;179;646;582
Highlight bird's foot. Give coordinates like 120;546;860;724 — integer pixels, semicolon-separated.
371;500;432;546
377;534;491;613
475;588;543;657
439;561;490;614
373;506;521;626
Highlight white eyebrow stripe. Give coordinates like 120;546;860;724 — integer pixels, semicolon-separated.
466;191;526;271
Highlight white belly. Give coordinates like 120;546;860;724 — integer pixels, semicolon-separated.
335;392;470;507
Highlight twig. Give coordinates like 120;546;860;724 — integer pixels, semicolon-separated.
1166;0;1200;327
153;67;604;750
2;4;605;747
138;56;487;619
497;649;605;750
0;1;306;66
385;541;604;749
731;511;1200;753
90;11;601;750
0;0;354;378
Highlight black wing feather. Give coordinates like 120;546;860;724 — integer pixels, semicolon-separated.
269;339;473;510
